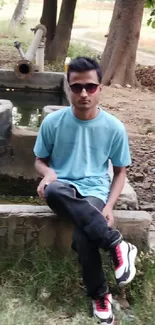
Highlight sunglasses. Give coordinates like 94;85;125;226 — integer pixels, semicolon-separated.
69;83;99;94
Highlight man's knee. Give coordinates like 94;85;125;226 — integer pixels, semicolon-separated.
45;181;61;199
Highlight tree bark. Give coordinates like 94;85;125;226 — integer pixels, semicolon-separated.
10;0;29;27
40;0;57;56
100;0;145;87
47;0;77;62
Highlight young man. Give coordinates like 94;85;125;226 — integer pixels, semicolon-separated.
34;56;137;325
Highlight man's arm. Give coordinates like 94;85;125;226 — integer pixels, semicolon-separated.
35;157;52;177
107;166;126;208
102;166;126;227
34;157;57;199
103;121;131;227
33;113;57;199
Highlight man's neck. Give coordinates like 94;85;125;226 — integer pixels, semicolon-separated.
72;106;99;121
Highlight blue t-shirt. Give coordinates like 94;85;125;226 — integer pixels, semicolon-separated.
34;106;131;203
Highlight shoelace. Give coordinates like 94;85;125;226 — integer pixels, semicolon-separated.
112;245;123;268
96;296;109;310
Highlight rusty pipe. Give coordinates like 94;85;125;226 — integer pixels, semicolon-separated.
14;24;46;79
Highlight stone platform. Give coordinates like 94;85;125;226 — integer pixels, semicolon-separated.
0;205;151;251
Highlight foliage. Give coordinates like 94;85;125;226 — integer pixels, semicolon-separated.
145;0;155;28
46;42;98;72
145;0;155;7
0;0;6;8
68;42;97;59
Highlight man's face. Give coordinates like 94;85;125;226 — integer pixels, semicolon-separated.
68;70;102;111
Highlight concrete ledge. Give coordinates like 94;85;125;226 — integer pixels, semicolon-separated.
113;210;152;250
42;106;63;119
0;99;13;112
0;70;65;91
0;205;151;251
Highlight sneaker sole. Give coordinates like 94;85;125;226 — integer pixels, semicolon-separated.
94;314;115;325
118;245;138;287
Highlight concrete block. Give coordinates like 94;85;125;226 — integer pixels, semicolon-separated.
0;205;151;251
0;70;64;91
42;106;63;119
113;210;152;249
0;126;38;180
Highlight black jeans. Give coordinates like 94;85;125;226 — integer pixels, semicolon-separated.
45;181;121;298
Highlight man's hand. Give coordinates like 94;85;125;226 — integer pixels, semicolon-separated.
102;203;114;228
37;170;57;200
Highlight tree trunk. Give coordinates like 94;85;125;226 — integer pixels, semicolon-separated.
40;0;57;56
100;0;145;87
10;0;29;27
47;0;77;62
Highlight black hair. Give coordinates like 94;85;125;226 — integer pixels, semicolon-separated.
67;56;102;83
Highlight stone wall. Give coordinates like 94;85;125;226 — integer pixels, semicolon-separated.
0;205;152;251
0;126;39;195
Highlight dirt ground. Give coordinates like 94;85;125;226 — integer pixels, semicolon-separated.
101;86;155;208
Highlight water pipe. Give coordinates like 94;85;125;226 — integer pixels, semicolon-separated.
36;38;45;73
14;41;25;59
14;24;46;80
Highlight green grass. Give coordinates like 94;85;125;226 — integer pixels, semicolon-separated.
68;42;97;59
0;249;94;325
0;248;155;324
0;195;45;205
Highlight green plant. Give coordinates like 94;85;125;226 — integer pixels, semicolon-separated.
45;42;99;72
0;0;6;8
68;42;98;59
145;0;155;28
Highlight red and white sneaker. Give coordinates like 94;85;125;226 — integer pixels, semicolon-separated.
92;293;114;324
111;240;137;287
